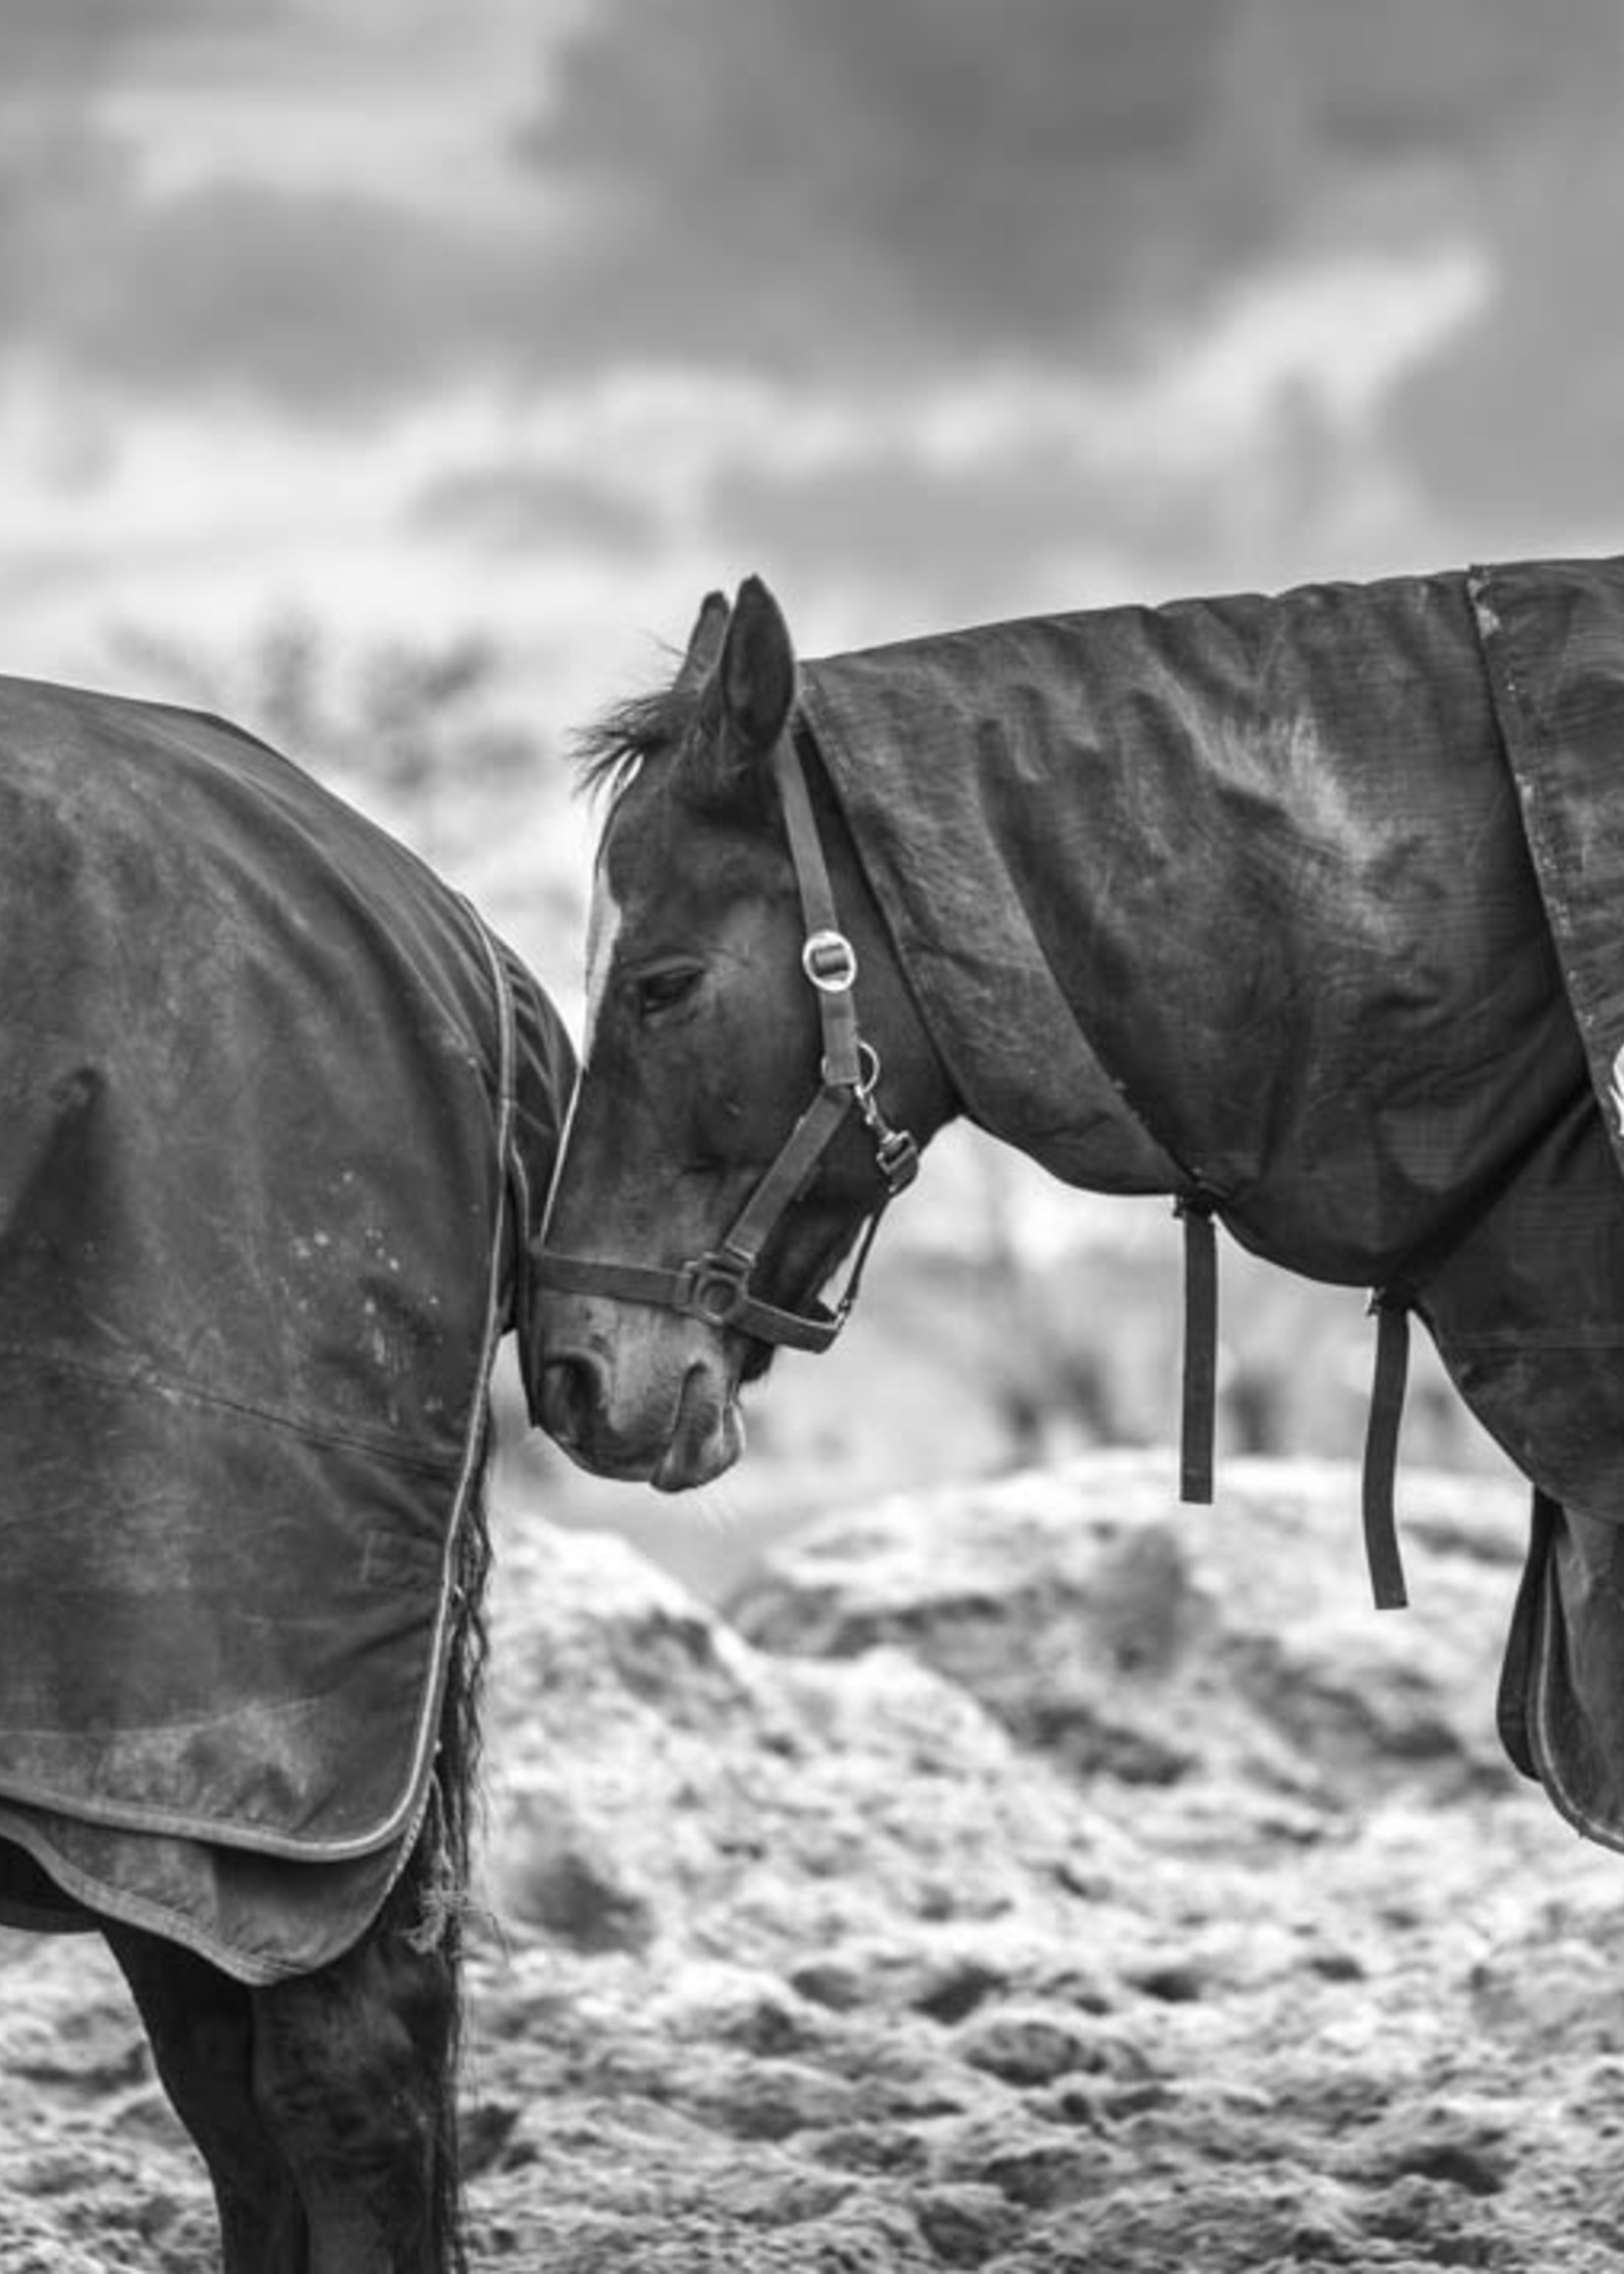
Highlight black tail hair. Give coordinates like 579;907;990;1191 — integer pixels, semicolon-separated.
398;1406;496;2274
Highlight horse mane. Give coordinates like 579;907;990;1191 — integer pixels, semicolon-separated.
570;681;705;805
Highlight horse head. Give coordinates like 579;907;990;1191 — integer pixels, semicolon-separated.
530;575;957;1489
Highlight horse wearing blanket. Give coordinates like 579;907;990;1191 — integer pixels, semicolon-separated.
536;556;1624;1859
0;676;573;2271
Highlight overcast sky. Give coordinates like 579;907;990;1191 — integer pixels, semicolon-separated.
4;0;1623;740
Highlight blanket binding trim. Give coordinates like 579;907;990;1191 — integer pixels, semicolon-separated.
0;1803;314;1984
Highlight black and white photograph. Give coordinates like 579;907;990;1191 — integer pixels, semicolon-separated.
4;4;1624;2268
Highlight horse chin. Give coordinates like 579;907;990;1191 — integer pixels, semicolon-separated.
652;1369;746;1493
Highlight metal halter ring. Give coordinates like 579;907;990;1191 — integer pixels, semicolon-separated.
801;928;857;993
689;1266;747;1325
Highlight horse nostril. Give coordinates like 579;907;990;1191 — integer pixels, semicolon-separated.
537;1356;601;1447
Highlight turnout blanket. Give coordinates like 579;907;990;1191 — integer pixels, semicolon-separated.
801;555;1624;1848
0;677;572;1978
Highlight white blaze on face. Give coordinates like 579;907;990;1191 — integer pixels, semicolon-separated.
583;858;626;1069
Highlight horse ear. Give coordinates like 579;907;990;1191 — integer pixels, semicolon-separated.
674;591;730;694
718;575;796;758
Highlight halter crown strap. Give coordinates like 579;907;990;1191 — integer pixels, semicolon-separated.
774;736;863;1089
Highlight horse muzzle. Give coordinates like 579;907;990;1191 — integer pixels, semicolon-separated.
533;1339;745;1491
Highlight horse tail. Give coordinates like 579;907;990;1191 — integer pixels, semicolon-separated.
401;1403;497;2274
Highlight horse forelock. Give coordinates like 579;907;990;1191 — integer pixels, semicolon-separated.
570;681;706;808
573;661;800;845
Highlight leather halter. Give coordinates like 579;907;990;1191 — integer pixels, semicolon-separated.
532;733;919;1353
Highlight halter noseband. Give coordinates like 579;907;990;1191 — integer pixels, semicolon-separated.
532;732;919;1353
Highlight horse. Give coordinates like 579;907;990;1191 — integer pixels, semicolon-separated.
533;558;1624;1860
0;671;574;2271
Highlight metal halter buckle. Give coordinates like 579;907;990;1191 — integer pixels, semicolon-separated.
801;928;857;993
873;1127;920;1196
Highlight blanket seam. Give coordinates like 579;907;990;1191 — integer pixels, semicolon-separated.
0;1340;465;1481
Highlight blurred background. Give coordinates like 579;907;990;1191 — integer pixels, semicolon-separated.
6;0;1623;1590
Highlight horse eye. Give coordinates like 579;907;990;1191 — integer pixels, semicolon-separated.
634;966;702;1020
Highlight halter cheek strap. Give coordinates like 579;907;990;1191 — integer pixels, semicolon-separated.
533;732;919;1352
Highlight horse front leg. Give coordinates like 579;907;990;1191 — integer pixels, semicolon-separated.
103;1921;308;2272
249;1875;462;2274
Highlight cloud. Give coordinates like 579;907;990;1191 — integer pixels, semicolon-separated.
0;0;453;90
0;2;556;415
687;245;1483;636
518;0;1245;374
1382;79;1624;540
413;459;661;555
2;0;1621;707
50;181;523;413
499;0;1624;570
0;136;546;419
516;0;1622;383
0;0;235;84
5;0;1620;441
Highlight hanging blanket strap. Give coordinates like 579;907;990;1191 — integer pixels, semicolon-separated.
1362;1292;1412;1610
1174;1193;1219;1504
1170;1196;1416;1603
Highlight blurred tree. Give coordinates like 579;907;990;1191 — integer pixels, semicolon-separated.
101;612;548;870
